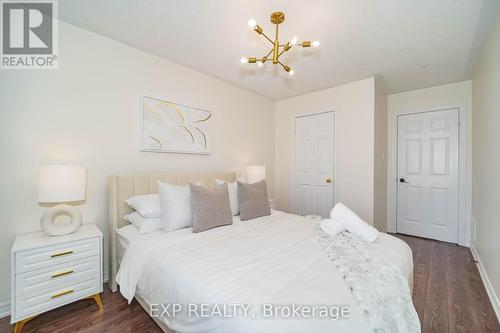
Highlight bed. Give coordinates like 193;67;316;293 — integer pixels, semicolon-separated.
108;172;417;333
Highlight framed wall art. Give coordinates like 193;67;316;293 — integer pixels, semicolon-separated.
141;96;212;154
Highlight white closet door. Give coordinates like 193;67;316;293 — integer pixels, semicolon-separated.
397;109;459;243
294;112;335;218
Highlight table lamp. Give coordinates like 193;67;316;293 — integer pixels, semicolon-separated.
38;165;87;236
247;165;266;184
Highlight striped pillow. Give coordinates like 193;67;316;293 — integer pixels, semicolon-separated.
157;181;200;232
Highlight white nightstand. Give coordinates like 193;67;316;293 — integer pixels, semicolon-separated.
269;199;277;210
11;224;103;333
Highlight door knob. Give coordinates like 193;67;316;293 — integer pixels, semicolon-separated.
326;178;332;183
399;178;409;183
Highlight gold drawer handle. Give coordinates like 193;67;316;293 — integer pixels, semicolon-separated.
51;289;74;299
51;270;74;278
50;250;74;258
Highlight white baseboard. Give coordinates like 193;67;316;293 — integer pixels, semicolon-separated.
0;272;111;320
0;301;9;319
470;244;500;321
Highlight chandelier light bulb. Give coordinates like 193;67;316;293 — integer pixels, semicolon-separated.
248;19;257;29
257;61;264;67
290;36;298;45
240;57;249;64
312;40;320;47
289;69;295;76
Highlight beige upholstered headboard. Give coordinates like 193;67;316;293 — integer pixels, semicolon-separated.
107;171;237;292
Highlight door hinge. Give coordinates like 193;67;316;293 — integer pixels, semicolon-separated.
458;120;461;128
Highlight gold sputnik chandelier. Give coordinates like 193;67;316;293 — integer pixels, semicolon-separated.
241;11;320;75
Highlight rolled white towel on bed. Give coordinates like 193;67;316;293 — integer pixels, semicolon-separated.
320;218;346;236
330;202;379;242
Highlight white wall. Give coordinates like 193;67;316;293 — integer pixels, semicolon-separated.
387;81;473;245
0;22;275;306
471;12;500;317
374;78;388;231
274;78;376;224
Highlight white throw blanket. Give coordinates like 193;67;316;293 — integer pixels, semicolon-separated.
320;218;345;235
315;223;421;333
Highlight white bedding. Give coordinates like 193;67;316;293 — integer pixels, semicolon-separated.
116;225;163;262
116;225;139;262
116;211;414;333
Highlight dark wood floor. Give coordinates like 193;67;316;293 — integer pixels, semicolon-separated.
395;234;499;333
1;234;498;333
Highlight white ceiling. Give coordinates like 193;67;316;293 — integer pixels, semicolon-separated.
59;0;488;100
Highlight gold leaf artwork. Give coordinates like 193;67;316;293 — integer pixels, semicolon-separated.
142;96;212;154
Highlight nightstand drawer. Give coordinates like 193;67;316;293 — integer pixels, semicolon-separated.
15;255;100;296
15;237;99;274
14;274;101;321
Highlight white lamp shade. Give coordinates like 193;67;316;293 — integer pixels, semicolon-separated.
38;165;87;203
247;165;266;184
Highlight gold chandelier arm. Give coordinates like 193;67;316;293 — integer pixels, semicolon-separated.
253;24;274;45
277;61;292;73
276;47;288;60
260;32;275;45
263;49;273;60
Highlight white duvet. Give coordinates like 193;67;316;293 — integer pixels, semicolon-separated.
116;211;414;333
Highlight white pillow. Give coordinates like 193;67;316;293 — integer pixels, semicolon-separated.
125;194;161;218
215;177;245;216
123;212;162;234
157;181;200;232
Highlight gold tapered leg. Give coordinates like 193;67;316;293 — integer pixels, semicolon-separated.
89;293;103;311
13;294;102;333
13;316;34;333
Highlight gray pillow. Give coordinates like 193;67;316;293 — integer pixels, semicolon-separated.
190;183;233;233
238;180;271;221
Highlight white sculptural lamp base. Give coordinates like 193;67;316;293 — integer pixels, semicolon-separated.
40;204;82;236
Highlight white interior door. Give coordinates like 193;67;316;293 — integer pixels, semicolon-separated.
293;112;335;217
397;109;459;243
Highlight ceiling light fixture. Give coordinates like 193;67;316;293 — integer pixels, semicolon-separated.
241;12;320;75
